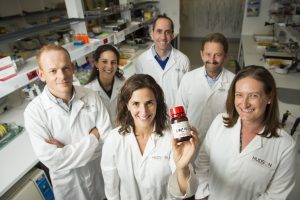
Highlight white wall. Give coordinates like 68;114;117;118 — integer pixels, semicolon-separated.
0;0;22;17
19;0;46;12
180;0;244;38
157;0;180;34
44;0;65;9
0;0;65;17
241;0;272;35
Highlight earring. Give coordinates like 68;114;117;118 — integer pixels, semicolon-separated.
267;101;271;104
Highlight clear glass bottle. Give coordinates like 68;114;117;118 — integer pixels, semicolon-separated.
170;106;192;143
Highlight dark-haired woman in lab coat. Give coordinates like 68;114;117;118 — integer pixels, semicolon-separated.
101;74;199;199
85;44;125;127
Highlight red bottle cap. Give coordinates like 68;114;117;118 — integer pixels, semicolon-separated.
170;106;186;118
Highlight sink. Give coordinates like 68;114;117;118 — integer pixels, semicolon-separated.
277;87;300;105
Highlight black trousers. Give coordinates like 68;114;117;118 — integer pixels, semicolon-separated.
183;195;195;200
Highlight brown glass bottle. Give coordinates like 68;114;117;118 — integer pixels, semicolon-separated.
170;106;192;143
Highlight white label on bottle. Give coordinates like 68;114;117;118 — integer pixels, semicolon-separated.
171;121;190;139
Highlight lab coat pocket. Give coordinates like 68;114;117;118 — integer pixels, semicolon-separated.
77;104;98;131
148;155;171;186
81;104;98;114
143;155;170;199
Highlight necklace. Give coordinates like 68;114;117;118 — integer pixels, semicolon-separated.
240;131;242;153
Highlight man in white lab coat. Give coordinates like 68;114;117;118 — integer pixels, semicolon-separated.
24;45;111;200
135;15;190;109
176;33;235;146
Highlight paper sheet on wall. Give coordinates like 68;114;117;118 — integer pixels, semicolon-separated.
247;0;261;17
113;30;125;45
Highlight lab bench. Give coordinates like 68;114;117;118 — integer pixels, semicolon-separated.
240;35;300;132
0;101;38;197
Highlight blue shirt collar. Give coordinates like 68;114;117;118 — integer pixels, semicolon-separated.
204;68;223;88
151;45;172;61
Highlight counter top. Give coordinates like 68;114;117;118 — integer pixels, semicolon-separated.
241;35;300;134
0;101;38;196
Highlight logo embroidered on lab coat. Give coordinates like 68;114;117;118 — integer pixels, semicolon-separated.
152;155;169;160
83;104;97;112
252;156;273;168
175;68;187;73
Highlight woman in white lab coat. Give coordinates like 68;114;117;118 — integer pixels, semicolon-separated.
101;74;199;199
85;44;125;127
195;65;296;200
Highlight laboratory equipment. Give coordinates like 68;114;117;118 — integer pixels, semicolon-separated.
0;123;24;150
0;168;54;200
291;117;300;136
281;110;291;127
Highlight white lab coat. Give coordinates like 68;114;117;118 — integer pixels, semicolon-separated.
135;45;190;109
195;114;296;200
176;66;234;141
101;127;198;200
24;86;112;200
85;77;125;127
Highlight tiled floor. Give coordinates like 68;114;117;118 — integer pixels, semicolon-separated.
180;37;241;72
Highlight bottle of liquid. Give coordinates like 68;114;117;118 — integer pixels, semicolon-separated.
170;106;192;142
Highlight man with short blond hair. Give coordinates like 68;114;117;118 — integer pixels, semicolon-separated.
24;45;111;200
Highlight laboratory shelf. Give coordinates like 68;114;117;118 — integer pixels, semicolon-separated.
0;39;101;98
131;0;159;5
84;4;133;19
276;24;300;43
0;57;39;99
121;41;153;79
92;21;146;45
0;20;147;98
62;38;102;61
0;18;85;44
124;21;144;35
